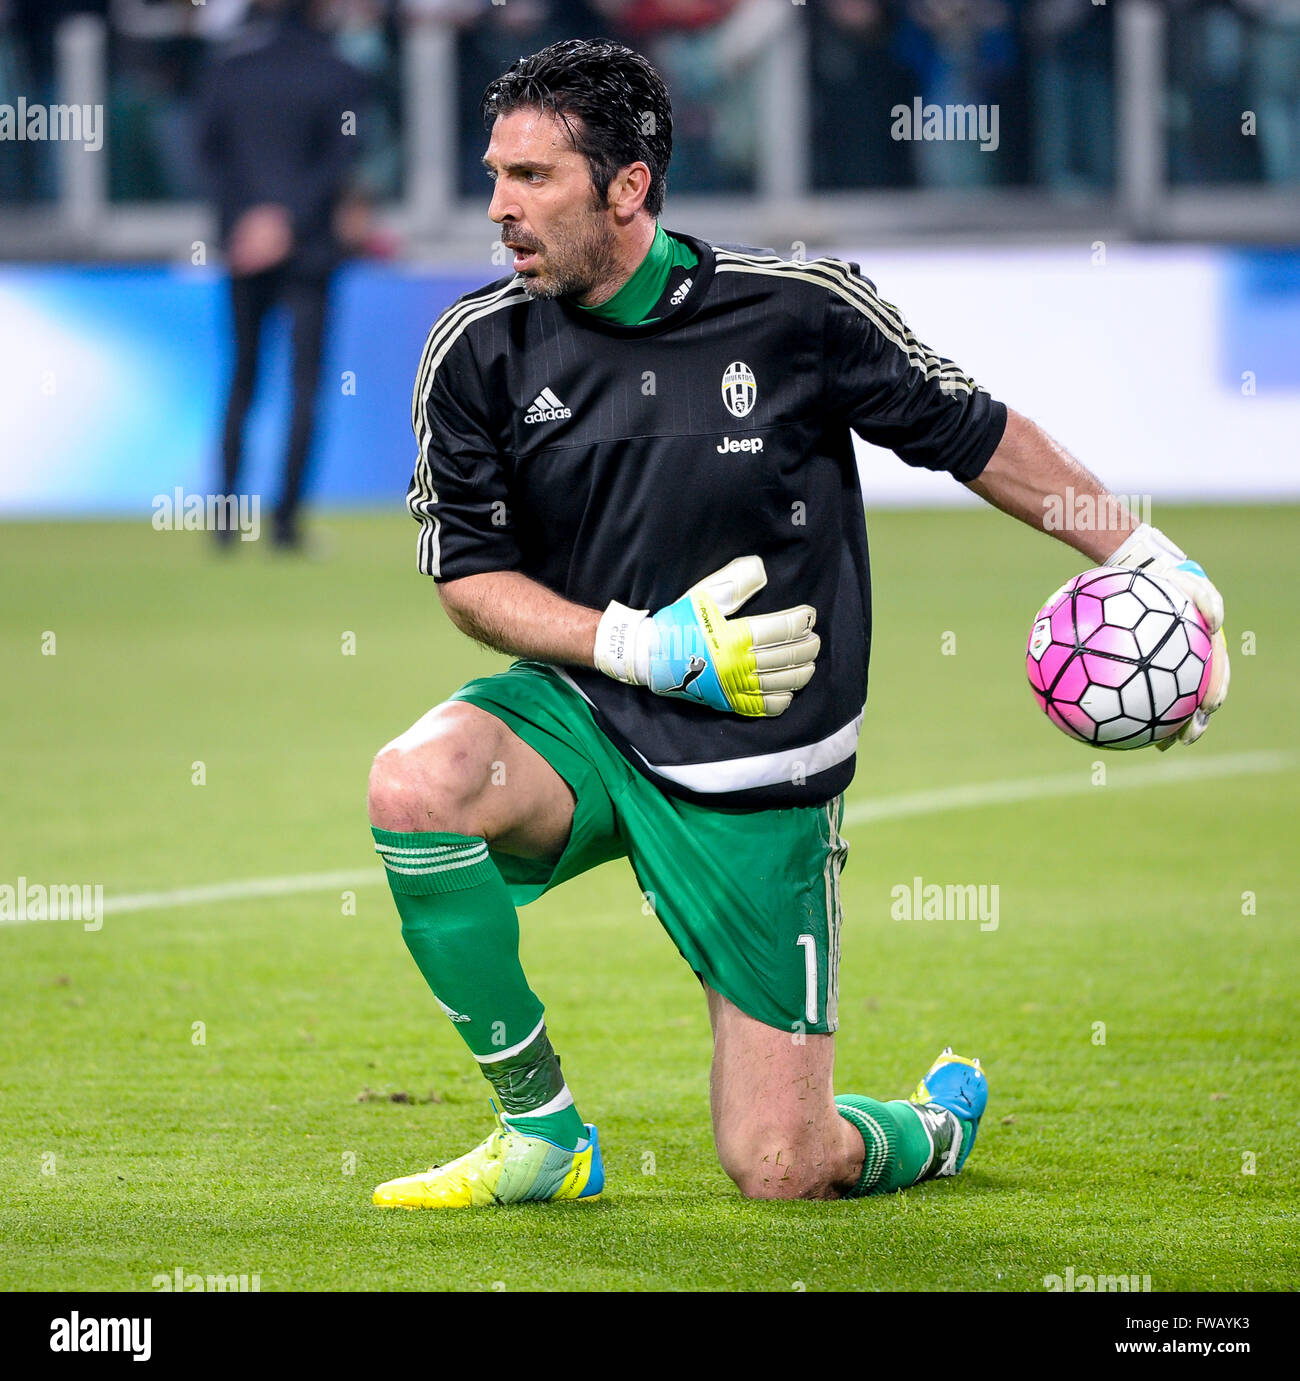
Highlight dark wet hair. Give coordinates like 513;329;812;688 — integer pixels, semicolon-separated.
481;38;673;219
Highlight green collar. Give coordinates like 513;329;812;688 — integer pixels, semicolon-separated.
575;224;699;326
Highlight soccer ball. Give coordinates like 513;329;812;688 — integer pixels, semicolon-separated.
1026;567;1213;749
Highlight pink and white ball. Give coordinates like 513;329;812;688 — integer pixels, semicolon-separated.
1026;567;1213;749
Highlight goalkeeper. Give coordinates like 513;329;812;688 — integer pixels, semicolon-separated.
366;40;1229;1207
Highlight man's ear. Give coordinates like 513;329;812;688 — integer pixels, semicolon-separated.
610;161;652;218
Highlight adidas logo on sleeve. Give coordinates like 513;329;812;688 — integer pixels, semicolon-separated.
524;387;572;425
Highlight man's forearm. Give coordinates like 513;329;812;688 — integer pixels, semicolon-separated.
437;570;600;668
966;407;1138;564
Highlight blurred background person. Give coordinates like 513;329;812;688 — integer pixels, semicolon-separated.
197;0;370;550
1238;0;1300;183
0;0;108;201
600;0;763;194
894;0;1017;188
445;0;607;197
1166;0;1257;185
1026;0;1114;193
810;0;913;190
332;0;403;203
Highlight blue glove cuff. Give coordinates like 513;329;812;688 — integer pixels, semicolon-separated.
647;598;730;712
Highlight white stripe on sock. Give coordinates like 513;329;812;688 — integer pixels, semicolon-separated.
501;1085;575;1121
379;851;488;877
471;1015;546;1065
374;843;485;858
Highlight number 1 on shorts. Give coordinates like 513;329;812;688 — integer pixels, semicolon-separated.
796;933;818;1025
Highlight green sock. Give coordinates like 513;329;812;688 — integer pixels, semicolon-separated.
834;1095;936;1196
373;827;587;1151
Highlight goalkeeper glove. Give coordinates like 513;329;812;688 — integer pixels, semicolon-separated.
594;555;819;717
1105;522;1230;749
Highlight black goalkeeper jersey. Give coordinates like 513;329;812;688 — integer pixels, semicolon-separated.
407;232;1007;810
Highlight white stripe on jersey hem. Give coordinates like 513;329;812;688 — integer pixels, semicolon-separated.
549;665;864;794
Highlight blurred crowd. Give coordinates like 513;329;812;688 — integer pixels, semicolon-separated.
2;0;1299;205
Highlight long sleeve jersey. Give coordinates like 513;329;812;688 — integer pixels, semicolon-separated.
407;232;1007;809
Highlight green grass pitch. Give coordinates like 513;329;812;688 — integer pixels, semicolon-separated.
1;504;1296;1292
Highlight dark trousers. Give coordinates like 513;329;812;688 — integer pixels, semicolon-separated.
220;267;331;539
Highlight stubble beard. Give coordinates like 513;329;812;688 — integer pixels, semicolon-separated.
515;204;622;304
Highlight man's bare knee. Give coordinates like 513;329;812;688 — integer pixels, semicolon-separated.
718;1124;845;1202
724;1145;842;1202
367;704;502;834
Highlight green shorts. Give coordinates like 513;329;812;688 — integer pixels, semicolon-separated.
448;660;850;1035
